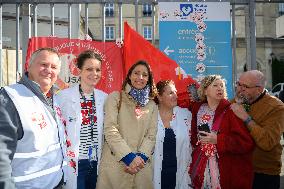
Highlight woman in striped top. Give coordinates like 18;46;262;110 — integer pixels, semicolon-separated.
56;50;107;189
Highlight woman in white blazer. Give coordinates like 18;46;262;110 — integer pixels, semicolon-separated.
56;50;107;189
153;80;192;189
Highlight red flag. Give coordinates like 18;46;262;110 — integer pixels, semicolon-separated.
25;37;124;94
123;22;197;107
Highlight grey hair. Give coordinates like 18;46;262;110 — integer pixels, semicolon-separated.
28;47;60;66
246;70;266;87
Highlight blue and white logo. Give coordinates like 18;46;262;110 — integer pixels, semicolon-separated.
180;4;193;16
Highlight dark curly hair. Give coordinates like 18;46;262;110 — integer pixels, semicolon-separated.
154;80;175;104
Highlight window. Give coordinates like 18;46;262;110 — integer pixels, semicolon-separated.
279;3;284;16
143;26;152;40
105;26;115;40
105;3;114;17
143;4;152;17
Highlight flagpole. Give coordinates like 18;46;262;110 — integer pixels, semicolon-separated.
151;2;156;45
135;0;138;32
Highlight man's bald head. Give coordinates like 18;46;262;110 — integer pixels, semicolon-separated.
240;70;266;88
236;70;266;104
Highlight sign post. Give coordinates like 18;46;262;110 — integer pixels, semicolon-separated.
159;2;233;98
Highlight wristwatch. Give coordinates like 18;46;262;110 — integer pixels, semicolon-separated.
244;116;253;126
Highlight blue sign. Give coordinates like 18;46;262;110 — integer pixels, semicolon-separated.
159;2;233;98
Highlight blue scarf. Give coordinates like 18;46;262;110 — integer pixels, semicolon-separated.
128;85;150;107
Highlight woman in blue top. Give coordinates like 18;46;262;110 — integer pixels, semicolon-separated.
153;80;192;189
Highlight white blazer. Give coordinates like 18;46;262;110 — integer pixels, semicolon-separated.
55;84;107;189
153;106;192;189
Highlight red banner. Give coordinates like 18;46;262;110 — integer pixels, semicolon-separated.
123;22;197;107
26;37;124;94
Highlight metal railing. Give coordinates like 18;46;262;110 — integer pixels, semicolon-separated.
0;0;281;87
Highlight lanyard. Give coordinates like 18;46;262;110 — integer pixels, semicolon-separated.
79;85;98;161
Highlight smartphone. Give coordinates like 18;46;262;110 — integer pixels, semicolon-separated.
198;123;210;136
187;84;199;102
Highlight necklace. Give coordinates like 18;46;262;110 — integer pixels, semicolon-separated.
79;84;98;161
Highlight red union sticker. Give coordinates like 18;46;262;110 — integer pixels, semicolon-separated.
201;114;211;122
31;112;48;129
134;106;149;119
135;106;142;119
67;150;75;158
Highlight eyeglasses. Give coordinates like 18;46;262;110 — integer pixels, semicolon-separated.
236;81;260;89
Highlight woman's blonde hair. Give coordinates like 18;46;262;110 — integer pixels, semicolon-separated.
197;75;227;101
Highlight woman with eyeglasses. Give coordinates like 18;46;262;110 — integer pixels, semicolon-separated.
189;75;255;189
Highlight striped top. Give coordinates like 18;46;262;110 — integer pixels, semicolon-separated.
79;93;98;160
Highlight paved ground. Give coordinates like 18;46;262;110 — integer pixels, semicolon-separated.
280;155;284;188
280;140;284;188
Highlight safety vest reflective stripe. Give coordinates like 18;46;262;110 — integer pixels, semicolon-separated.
13;164;62;183
13;143;61;159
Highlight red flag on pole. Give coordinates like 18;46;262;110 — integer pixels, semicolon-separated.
123;22;197;107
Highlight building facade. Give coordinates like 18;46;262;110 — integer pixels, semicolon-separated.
1;2;284;88
84;2;284;88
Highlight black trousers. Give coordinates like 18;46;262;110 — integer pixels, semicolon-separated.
252;172;280;189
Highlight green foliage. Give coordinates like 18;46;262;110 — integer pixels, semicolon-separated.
272;58;284;87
